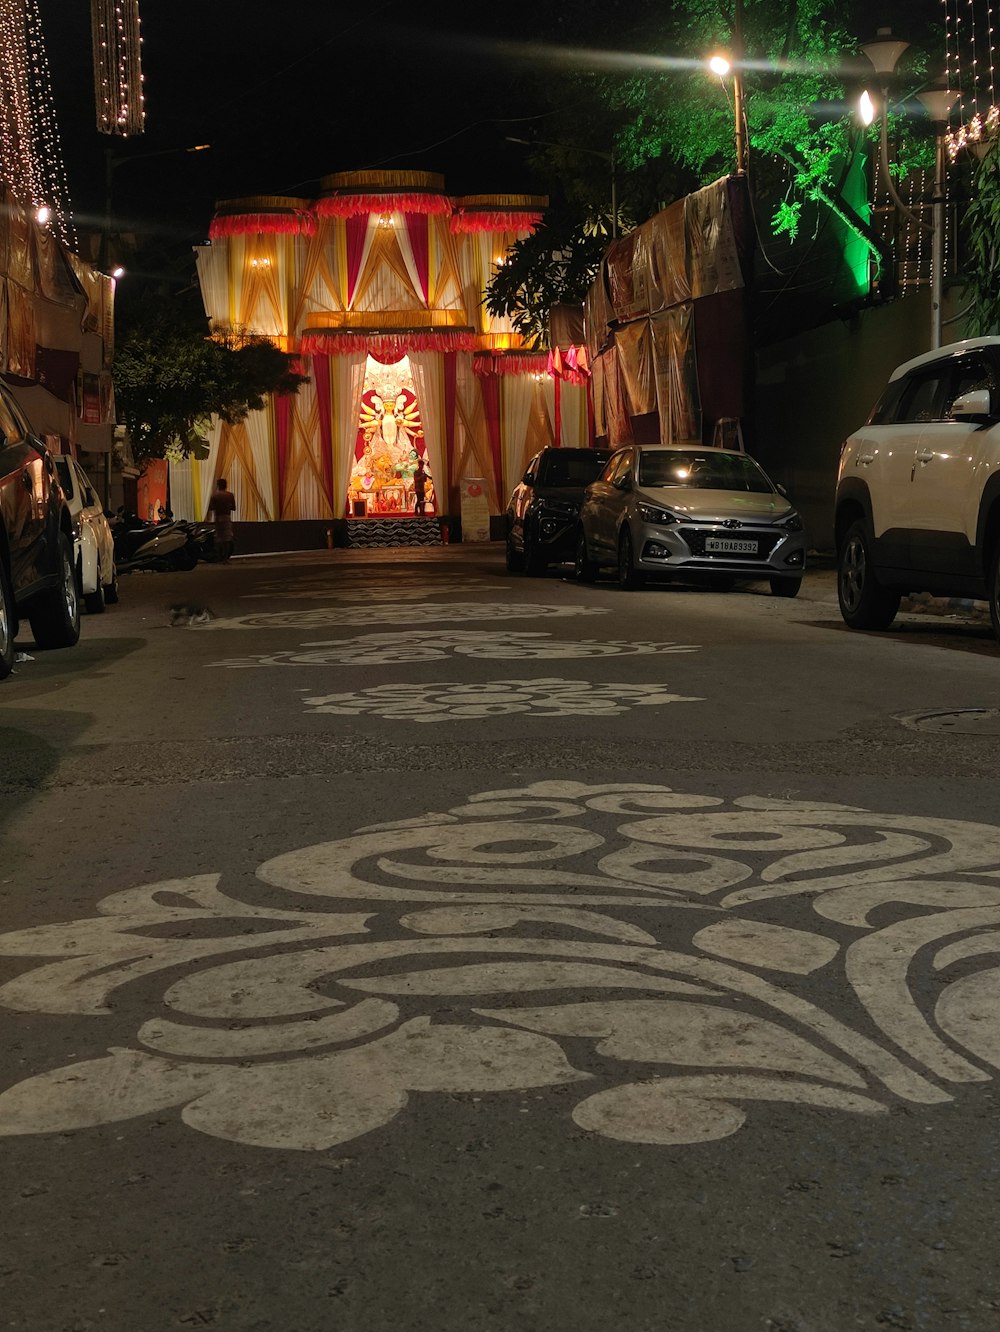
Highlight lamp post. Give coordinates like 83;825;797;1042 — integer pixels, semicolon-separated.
101;143;210;270
707;0;747;174
505;136;618;238
859;29;955;349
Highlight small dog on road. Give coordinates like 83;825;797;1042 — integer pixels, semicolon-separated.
169;604;216;626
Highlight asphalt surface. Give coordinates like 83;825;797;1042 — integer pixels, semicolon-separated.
2;545;1000;1332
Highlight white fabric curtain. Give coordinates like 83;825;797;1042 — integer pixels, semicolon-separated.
408;351;448;512
454;356;499;511
348;216;379;311
500;373;535;497
168;456;194;521
243;404;276;520
330;351;368;518
561;381;588;446
286;373;323;520
194;244;230;325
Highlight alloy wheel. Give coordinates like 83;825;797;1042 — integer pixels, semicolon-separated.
839;534;865;615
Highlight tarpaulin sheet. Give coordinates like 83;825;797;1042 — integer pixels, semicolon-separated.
651;307;700;444
685;178;745;300
600;346;633;448
615;320;656;416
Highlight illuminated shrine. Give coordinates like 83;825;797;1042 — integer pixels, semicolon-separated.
170;170;591;534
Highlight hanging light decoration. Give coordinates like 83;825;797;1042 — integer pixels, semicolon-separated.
0;0;74;244
91;0;145;136
944;0;1000;158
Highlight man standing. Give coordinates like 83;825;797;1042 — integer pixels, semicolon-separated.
206;477;237;563
412;459;430;516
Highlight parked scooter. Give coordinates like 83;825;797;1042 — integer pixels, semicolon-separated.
111;513;199;573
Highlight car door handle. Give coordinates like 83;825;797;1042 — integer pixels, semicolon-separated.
22;470;33;490
855;453;875;466
915;450;935;463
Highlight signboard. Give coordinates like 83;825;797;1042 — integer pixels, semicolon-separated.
460;478;491;543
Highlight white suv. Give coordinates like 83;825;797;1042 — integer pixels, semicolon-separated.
835;336;1000;641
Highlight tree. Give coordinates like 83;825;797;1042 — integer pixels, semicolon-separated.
962;138;1000;336
113;302;307;466
486;0;943;342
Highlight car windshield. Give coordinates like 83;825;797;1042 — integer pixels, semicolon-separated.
638;450;774;494
537;452;609;487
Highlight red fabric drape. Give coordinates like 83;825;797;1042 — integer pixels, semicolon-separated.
300;331;477;358
450;211;544;233
345;215;369;308
209;212;316;239
403;212;430;303
315;193;451;218
554;374;562;448
473;353;549;377
313;354;335;511
444;352;457;515
480;374;503;502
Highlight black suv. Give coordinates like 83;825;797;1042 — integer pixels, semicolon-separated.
505;446;613;575
0;381;80;678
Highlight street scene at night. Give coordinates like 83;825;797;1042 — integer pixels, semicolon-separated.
3;1;1000;1329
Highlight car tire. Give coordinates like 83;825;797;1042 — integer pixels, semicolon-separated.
617;527;645;590
27;532;81;650
989;545;1000;646
84;580;106;614
104;568;119;604
0;556;15;680
837;519;900;630
505;534;525;574
574;531;598;584
770;576;801;598
524;527;547;577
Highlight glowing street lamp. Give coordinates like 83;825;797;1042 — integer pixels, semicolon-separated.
859;28;955;348
706;0;747;175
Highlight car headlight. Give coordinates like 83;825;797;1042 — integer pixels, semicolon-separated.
538;497;578;517
777;510;803;532
637;502;678;525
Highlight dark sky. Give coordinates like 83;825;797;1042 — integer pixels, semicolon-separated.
40;0;947;255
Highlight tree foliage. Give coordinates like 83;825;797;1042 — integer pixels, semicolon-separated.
113;304;307;466
962;137;1000;336
486;0;941;342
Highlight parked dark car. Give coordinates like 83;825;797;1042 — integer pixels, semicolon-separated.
505;446;613;575
0;382;80;678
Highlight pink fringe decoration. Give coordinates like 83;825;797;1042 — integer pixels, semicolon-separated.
300;330;478;358
473;353;550;377
209;212;317;239
314;193;453;219
450;210;544;234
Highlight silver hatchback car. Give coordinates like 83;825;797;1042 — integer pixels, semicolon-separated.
576;444;806;593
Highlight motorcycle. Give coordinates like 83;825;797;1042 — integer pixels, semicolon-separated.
111;513;200;573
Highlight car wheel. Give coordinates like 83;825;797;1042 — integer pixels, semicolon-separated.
104;568;119;604
837;519;900;630
989;545;1000;646
0;557;15;680
524;527;548;577
769;576;801;598
574;531;598;584
27;532;81;650
505;534;525;574
84;579;106;614
617;527;645;590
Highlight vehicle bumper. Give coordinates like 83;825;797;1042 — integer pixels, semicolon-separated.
631;521;807;578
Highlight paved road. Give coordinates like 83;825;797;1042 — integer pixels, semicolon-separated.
3;547;1000;1332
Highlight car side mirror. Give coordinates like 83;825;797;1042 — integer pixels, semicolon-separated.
612;474;632;492
776;482;788;497
521;472;534;486
952;388;994;422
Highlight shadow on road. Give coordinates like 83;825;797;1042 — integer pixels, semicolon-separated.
801;618;999;658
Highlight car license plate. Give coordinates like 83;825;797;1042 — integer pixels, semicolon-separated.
705;536;757;555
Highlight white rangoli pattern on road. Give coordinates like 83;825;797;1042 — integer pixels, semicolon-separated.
299;679;703;721
209;630;700;669
244;577;509;602
3;781;1000;1153
193;603;607;632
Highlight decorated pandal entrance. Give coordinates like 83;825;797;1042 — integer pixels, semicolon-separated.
167;170;592;538
349;356;434;518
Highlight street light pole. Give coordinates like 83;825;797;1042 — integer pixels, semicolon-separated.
860;29;955;349
733;0;747;175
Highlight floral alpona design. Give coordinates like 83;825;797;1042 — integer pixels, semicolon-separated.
192;603;607;632
2;781;1000;1153
210;630;700;669
243;577;508;602
300;678;703;721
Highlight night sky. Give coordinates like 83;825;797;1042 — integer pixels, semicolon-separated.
41;0;947;254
